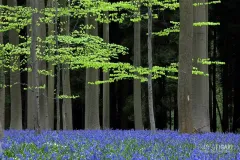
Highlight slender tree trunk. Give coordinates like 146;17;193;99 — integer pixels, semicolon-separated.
133;4;143;130
209;28;213;131
209;60;213;131
47;0;55;130
27;0;34;130
233;45;240;132
169;96;172;130
0;0;4;139
174;93;178;130
178;0;193;133
212;28;217;132
222;42;229;132
192;0;210;132
56;64;60;131
56;65;60;131
54;1;61;131
102;1;110;129
60;0;73;130
0;120;2;140
85;15;100;130
219;0;229;133
8;0;22;130
62;66;72;130
0;67;4;138
31;0;41;134
39;0;49;130
147;7;156;132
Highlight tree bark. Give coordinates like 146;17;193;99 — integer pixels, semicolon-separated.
212;28;217;131
147;7;156;132
85;14;100;130
178;0;193;133
133;4;144;130
47;0;55;130
39;0;49;130
31;0;41;134
219;0;229;133
0;66;4;138
192;0;210;132
102;1;110;130
54;1;61;131
0;0;4;140
209;36;212;131
8;0;22;130
27;0;34;130
174;93;178;130
60;0;73;130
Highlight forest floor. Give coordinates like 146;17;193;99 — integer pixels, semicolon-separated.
0;130;240;159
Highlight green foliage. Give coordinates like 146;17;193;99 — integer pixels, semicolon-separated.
0;0;223;95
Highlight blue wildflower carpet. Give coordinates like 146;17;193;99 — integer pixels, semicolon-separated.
0;130;240;159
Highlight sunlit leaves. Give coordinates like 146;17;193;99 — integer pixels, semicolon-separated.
0;0;224;97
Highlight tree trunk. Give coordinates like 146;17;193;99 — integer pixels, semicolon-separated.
222;38;229;132
0;120;2;140
8;0;22;130
54;1;61;131
209;35;212;131
212;28;217;132
174;93;178;130
31;0;41;134
233;60;240;132
39;0;49;130
85;15;100;130
56;63;60;131
27;0;34;130
233;39;240;132
178;0;193;133
60;0;73;130
133;4;143;130
147;7;156;132
0;66;4;138
209;66;212;131
47;0;55;130
0;0;4;139
102;1;110;130
192;0;210;132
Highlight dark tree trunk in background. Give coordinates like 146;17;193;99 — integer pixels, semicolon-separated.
174;93;178;130
233;57;240;132
222;54;229;132
209;64;213;131
109;21;122;129
155;79;167;129
218;0;229;133
102;1;110;129
109;15;123;129
212;28;217;132
120;80;131;129
232;4;240;133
